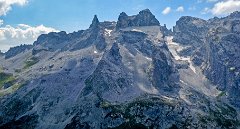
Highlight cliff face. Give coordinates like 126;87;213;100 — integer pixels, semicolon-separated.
116;9;160;29
0;10;239;129
173;11;240;108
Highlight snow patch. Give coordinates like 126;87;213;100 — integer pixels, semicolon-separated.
180;57;196;74
180;80;188;85
104;29;112;36
145;57;152;61
166;36;196;73
131;29;143;32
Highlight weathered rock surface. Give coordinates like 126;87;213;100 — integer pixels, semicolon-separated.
173;11;240;108
5;44;33;59
0;9;239;129
116;9;160;29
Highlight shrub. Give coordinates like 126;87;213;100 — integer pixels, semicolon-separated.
24;57;39;69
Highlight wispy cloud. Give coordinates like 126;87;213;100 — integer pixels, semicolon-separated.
162;7;171;15
202;0;240;15
0;0;28;16
211;0;240;15
207;0;218;3
198;0;218;3
176;6;184;12
201;7;211;14
0;19;3;26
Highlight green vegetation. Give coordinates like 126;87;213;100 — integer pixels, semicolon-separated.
14;69;22;73
199;103;240;128
0;81;26;97
111;122;148;129
100;101;112;109
0;70;27;97
81;78;93;96
100;95;177;129
216;91;226;99
0;72;15;89
24;57;39;69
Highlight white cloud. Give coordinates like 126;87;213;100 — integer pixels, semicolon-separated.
211;0;240;15
162;7;171;15
198;0;218;3
0;0;28;16
201;7;211;14
0;24;58;52
0;0;59;52
176;6;184;12
0;19;3;26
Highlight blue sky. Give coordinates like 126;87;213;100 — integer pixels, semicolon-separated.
0;0;240;52
1;0;215;31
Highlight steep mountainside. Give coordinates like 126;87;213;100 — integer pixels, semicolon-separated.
0;10;239;129
173;11;240;108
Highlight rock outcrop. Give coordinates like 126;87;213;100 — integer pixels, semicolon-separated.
173;11;240;108
116;9;160;29
4;44;33;59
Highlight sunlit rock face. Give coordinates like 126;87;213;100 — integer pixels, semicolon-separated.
173;11;240;108
0;9;239;129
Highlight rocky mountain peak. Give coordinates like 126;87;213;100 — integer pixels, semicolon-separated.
33;31;68;46
229;11;240;18
116;9;160;29
119;12;128;17
0;9;240;129
4;44;33;59
89;15;100;28
135;9;160;26
139;8;151;13
173;16;207;35
176;16;206;26
138;9;155;18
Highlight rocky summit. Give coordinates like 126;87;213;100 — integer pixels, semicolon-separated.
0;9;240;129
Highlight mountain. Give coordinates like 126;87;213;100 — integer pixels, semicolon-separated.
4;44;33;59
116;9;160;29
173;11;240;108
0;10;239;129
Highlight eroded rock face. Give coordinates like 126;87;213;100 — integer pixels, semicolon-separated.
116;9;160;29
81;43;131;97
89;15;100;29
32;31;71;54
173;16;207;50
65;95;239;129
33;31;69;46
5;44;33;59
151;44;180;95
204;30;240;107
173;11;240;108
0;9;240;129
